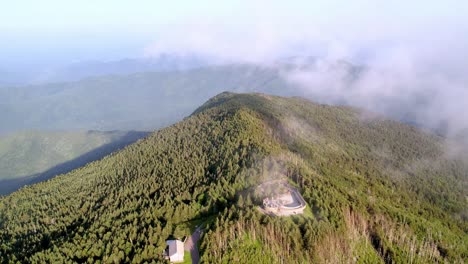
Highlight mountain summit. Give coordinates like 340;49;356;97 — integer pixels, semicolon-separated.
1;92;466;263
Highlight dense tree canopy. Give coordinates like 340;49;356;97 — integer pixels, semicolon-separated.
1;92;466;263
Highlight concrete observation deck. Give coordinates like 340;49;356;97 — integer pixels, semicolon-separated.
259;180;306;216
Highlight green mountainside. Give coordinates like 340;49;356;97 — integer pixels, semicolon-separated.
0;93;466;263
0;130;148;195
0;65;294;134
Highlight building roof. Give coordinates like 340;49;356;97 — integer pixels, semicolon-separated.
166;240;184;258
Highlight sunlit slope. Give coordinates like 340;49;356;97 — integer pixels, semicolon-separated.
0;130;147;194
1;93;466;263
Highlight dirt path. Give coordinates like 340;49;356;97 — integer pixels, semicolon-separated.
184;226;202;264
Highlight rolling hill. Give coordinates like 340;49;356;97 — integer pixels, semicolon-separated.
0;54;212;86
0;64;297;134
0;130;148;195
0;93;466;263
31;54;212;84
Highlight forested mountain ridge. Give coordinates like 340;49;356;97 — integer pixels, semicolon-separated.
0;130;148;195
0;64;295;134
0;93;466;263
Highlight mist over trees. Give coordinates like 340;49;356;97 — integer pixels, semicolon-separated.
2;57;465;148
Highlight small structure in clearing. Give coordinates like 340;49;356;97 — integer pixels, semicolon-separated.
257;180;306;216
164;240;184;263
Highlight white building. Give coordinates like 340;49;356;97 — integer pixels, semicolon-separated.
165;240;184;263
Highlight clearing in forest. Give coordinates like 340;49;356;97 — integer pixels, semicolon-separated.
255;180;306;216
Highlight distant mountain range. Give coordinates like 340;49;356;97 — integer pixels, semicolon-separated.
0;64;300;134
0;54;214;86
1;56;462;143
33;54;214;84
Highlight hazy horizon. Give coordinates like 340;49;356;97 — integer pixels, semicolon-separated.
2;1;466;66
1;0;467;146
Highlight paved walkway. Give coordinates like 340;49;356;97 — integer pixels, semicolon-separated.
184;226;202;264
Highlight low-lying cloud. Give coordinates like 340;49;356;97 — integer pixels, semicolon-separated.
144;1;468;149
283;46;468;144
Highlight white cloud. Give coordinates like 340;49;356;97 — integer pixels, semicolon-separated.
143;0;468;148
